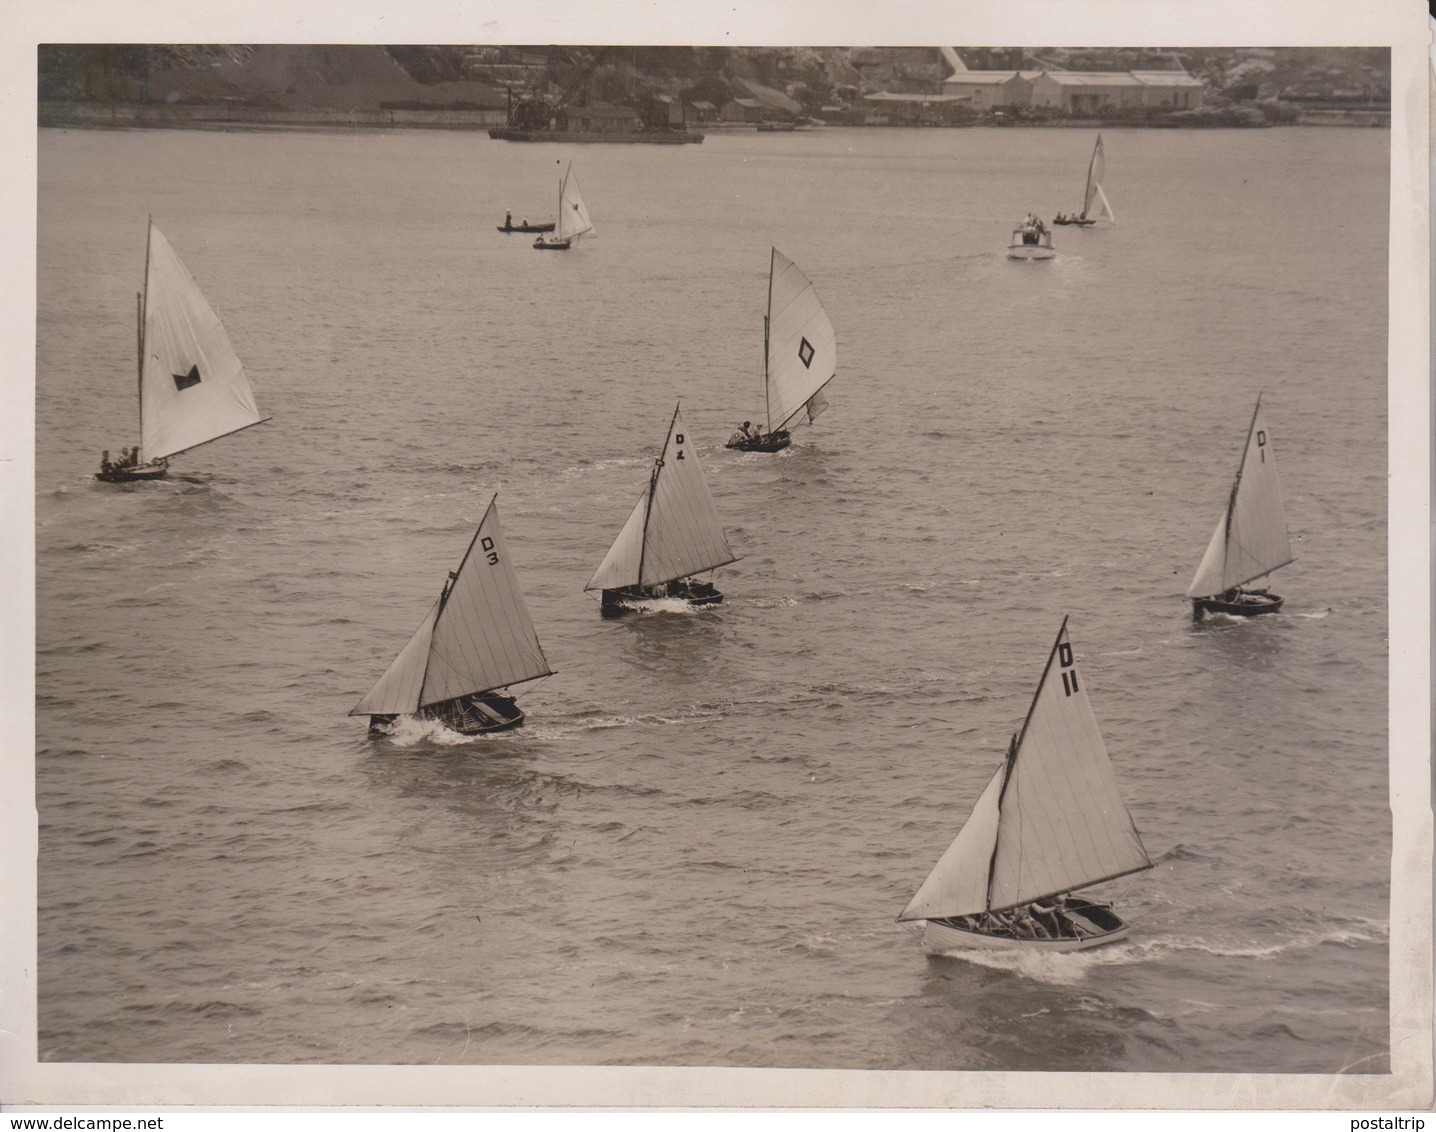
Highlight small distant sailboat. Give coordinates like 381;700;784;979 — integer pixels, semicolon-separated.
1188;395;1293;618
533;163;595;250
899;618;1153;953
1007;213;1056;260
725;248;837;453
351;495;553;735
96;220;269;483
1054;134;1115;228
587;405;739;616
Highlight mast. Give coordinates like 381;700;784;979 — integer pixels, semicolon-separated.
421;494;489;700
636;404;680;585
138;218;153;461
983;614;1069;911
764;247;775;432
1219;393;1263;588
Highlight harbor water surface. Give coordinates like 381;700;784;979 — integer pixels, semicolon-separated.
35;125;1390;1071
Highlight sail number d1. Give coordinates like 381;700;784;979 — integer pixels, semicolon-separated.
1256;430;1266;463
481;536;499;566
1058;640;1080;697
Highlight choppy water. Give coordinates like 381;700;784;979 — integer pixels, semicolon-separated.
35;124;1389;1071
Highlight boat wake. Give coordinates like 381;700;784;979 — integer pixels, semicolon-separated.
926;913;1387;983
378;715;518;747
619;597;715;616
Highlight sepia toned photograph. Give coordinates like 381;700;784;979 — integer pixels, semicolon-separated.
5;0;1430;1113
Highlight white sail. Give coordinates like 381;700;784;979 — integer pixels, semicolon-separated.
351;497;552;716
898;765;1005;921
1082;134;1106;219
139;224;267;462
764;248;837;434
585;407;737;591
1092;183;1116;225
585;492;647;592
899;620;1152;921
1187;398;1293;598
350;602;440;716
557;164;595;243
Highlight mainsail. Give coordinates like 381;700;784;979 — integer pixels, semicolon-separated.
351;496;553;717
557;163;595;243
586;406;738;592
1187;397;1293;599
139;223;267;462
1082;134;1115;224
899;619;1152;921
764;248;837;435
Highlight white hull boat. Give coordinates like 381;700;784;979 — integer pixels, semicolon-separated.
1187;395;1293;618
899;619;1153;955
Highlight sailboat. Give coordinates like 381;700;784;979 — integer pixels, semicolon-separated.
586;405;739;616
96;220;269;483
351;495;553;735
532;162;595;250
898;617;1153;952
725;248;837;453
1054;134;1116;227
1187;395;1293;618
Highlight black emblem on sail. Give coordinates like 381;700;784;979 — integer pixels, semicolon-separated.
798;337;815;369
172;364;202;391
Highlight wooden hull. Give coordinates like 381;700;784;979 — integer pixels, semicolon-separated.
1007;242;1056;260
600;579;723;616
921;899;1131;953
96;460;169;483
489;128;703;145
1193;590;1284;618
1053;218;1096;227
368;691;525;737
725;430;791;453
497;221;556;233
533;237;572;250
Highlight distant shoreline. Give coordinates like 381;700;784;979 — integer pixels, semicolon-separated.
37;100;1390;134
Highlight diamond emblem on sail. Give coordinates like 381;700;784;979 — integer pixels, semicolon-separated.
172;363;202;391
798;337;815;369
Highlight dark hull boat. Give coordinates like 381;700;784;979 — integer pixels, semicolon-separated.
725;429;790;453
488;127;703;145
728;247;838;454
1192;589;1283;618
899;619;1153;955
1188;396;1293;619
368;691;525;736
498;221;556;233
1055;134;1116;229
97;221;268;484
925;897;1131;953
530;162;593;252
352;496;553;738
586;405;738;616
95;459;170;483
600;578;723;617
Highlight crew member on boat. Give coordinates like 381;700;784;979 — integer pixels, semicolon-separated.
504;210;513;228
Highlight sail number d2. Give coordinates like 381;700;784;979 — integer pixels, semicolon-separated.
674;433;685;460
481;536;499;566
1058;640;1080;697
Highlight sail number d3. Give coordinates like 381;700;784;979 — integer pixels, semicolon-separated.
1058;640;1080;697
481;536;499;566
